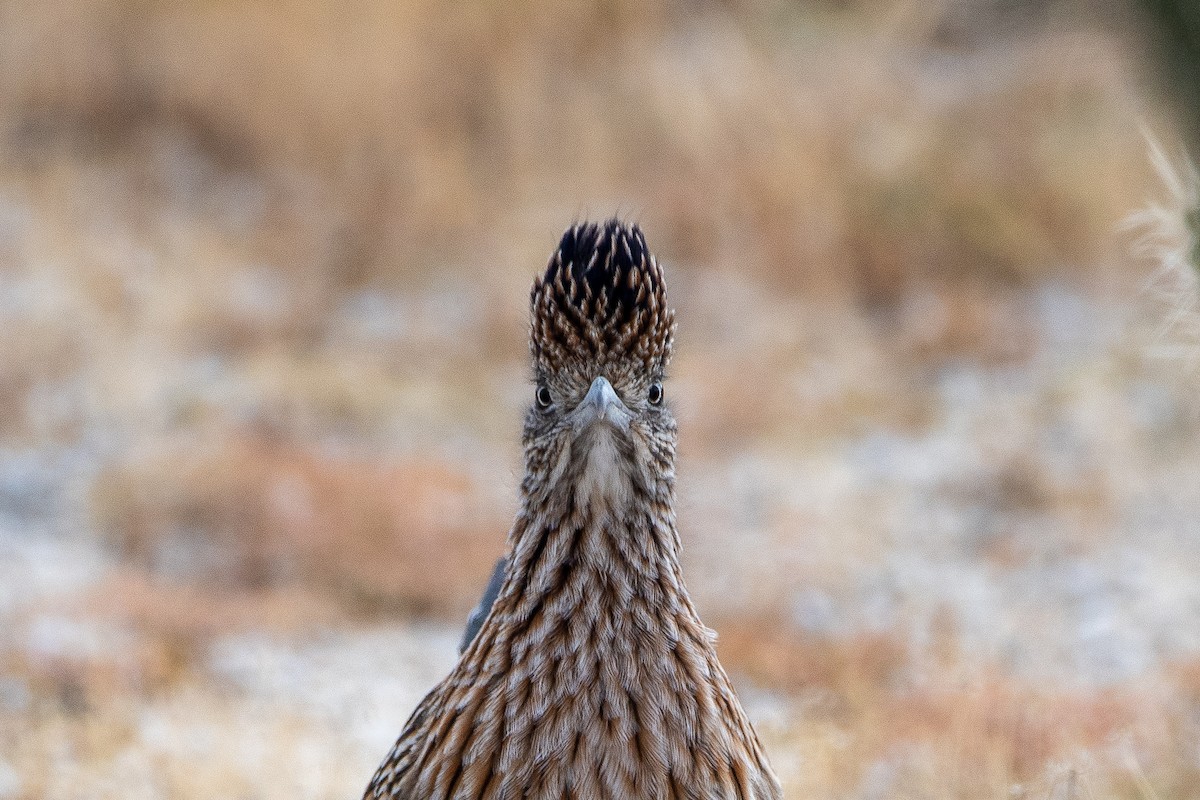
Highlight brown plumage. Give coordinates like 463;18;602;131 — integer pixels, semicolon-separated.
364;219;781;800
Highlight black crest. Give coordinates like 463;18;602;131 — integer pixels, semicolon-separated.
548;220;653;318
530;219;674;377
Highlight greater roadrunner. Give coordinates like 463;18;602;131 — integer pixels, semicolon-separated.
364;219;781;800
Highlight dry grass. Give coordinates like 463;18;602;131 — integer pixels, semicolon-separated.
1;0;1198;798
711;615;1200;800
90;431;510;617
3;610;1197;799
1127;133;1200;373
0;0;1161;301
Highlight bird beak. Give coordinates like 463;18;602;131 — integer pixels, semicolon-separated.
576;376;631;430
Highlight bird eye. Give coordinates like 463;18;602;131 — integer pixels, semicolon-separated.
536;385;554;410
648;383;664;406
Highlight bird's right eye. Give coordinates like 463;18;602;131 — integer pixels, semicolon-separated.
536;385;554;410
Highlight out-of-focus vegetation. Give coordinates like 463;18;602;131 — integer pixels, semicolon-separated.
1137;0;1200;153
2;1;1200;798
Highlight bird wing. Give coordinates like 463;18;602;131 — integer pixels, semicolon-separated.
458;556;508;653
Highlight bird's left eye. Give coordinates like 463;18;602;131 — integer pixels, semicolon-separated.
648;383;664;406
536;385;554;410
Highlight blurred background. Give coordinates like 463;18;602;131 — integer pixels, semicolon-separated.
1;0;1199;797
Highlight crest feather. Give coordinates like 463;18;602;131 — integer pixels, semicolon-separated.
530;219;674;377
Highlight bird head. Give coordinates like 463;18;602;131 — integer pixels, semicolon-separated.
523;219;677;508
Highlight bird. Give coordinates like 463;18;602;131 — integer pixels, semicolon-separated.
364;219;782;800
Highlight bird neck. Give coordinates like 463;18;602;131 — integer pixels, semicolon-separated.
433;452;781;800
441;464;783;799
508;445;684;607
